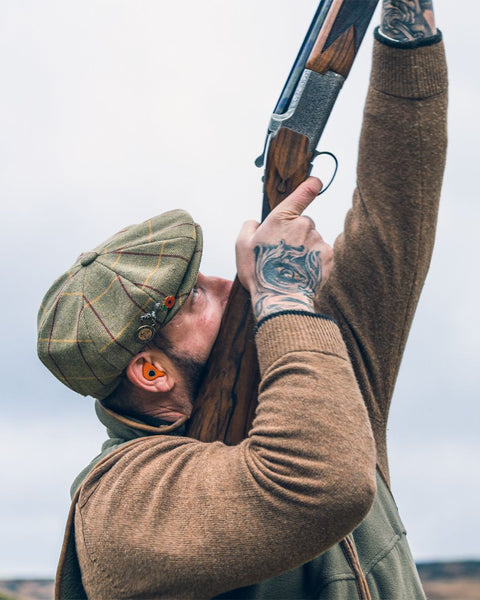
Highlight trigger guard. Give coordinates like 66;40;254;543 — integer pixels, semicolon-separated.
311;151;339;196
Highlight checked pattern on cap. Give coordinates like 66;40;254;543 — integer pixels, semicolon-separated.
37;210;202;400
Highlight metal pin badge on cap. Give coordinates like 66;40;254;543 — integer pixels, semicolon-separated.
136;296;177;342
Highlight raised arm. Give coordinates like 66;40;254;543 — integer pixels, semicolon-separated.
315;0;447;483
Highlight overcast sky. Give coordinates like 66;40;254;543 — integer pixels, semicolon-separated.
1;0;479;578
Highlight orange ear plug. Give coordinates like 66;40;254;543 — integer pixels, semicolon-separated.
143;362;165;381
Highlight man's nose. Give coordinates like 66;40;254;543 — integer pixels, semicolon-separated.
203;275;233;301
213;276;233;299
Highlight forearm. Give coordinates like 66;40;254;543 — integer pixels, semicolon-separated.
316;36;448;482
380;0;437;42
75;315;376;598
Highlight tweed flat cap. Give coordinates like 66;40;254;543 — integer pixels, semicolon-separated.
37;209;202;400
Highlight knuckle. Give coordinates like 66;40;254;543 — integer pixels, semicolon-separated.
302;215;316;229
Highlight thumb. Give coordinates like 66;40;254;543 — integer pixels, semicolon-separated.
275;177;322;217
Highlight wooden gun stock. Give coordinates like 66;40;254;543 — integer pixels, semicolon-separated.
186;0;378;444
187;129;313;444
185;276;258;443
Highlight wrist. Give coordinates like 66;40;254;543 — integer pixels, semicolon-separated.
251;292;315;322
375;26;442;48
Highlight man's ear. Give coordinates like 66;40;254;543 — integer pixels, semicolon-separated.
126;351;173;393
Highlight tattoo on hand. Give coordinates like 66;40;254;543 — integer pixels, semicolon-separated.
252;240;322;320
382;0;436;42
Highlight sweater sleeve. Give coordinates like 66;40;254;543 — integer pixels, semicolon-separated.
315;38;448;482
73;315;376;600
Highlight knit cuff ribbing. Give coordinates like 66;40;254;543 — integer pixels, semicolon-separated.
374;26;443;49
255;313;347;377
370;30;447;99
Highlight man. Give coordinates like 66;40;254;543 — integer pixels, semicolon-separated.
38;0;448;598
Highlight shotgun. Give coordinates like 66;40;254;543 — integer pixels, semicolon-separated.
186;0;379;444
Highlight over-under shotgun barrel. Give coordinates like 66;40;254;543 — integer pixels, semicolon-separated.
186;0;379;444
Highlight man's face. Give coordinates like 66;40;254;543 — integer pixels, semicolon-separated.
160;272;233;365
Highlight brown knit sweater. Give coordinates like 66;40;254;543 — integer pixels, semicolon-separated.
72;316;376;599
316;37;448;483
56;37;448;600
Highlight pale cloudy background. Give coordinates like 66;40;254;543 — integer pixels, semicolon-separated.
1;0;478;578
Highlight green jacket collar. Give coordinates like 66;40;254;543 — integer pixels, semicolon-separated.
94;400;188;440
70;401;187;497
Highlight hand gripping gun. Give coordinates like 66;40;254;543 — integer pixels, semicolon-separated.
186;0;379;444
